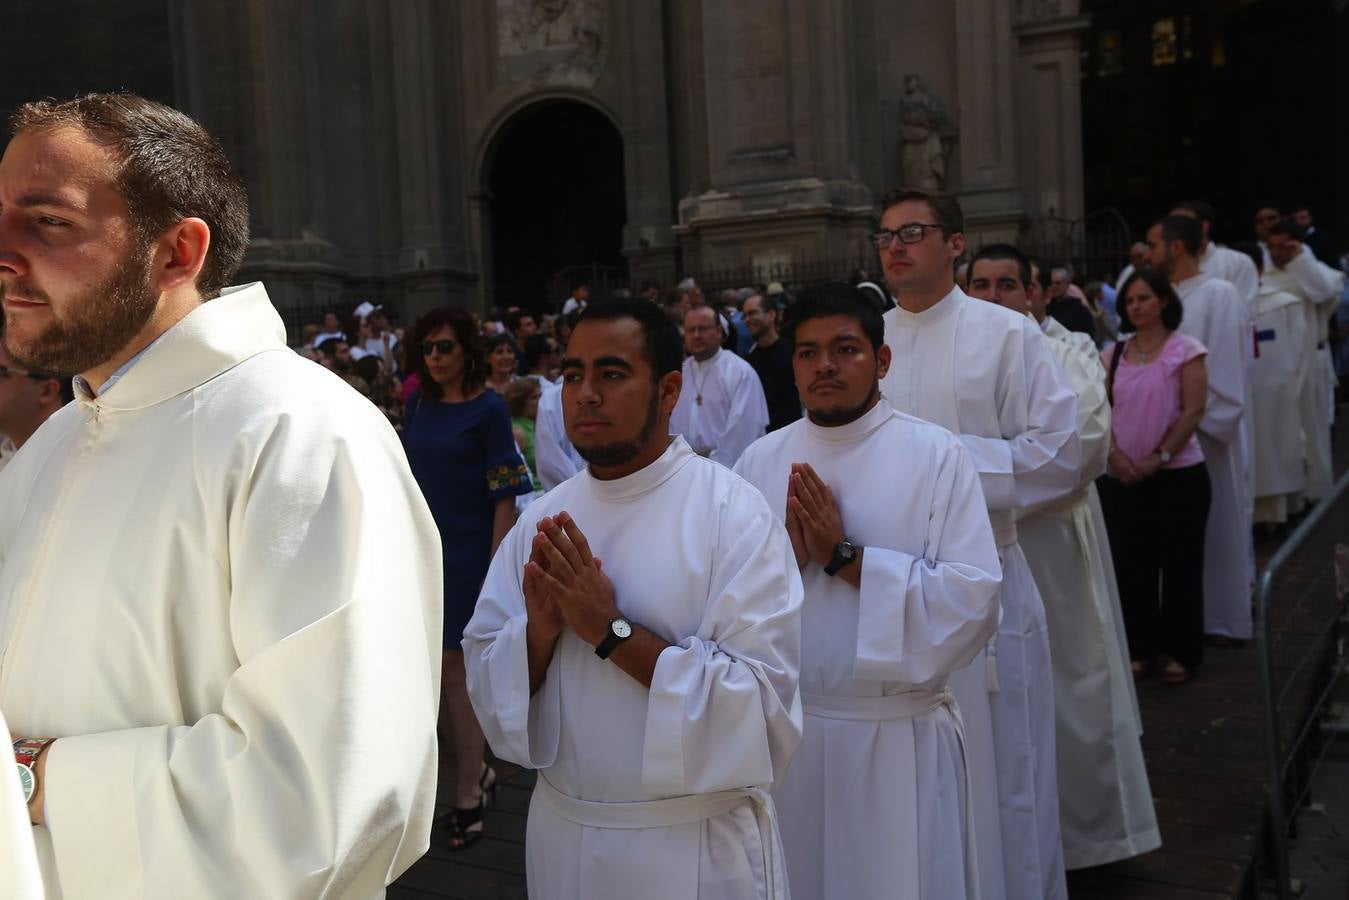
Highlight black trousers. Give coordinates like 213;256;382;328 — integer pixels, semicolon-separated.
1097;462;1212;670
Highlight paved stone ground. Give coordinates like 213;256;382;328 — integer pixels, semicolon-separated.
1279;680;1349;900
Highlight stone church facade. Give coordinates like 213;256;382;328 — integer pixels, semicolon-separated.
8;0;1093;327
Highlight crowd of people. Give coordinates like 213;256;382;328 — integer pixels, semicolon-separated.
2;89;1348;900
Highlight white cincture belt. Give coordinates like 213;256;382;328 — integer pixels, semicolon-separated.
1026;485;1091;520
536;773;788;899
801;687;952;721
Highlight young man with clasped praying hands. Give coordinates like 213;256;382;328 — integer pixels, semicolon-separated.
465;298;802;900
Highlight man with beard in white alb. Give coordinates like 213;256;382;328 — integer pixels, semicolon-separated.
969;245;1160;869
1146;214;1253;644
876;188;1079;900
735;283;1001;900
669;305;770;467
465;299;803;900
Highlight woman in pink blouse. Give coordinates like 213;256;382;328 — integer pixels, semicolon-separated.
1098;270;1210;685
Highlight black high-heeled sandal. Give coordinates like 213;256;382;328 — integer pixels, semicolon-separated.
446;765;497;852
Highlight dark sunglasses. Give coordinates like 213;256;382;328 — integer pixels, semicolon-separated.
421;339;457;357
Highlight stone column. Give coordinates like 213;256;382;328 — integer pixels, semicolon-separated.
951;0;1025;246
1013;2;1090;222
673;0;874;277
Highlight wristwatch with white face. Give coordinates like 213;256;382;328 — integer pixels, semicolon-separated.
825;540;858;576
594;617;634;660
13;738;52;806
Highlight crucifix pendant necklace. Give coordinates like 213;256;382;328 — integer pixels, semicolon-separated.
693;363;709;405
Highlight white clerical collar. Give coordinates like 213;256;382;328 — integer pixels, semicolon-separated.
1174;273;1208;296
0;436;16;463
581;435;697;502
688;349;721;370
802;396;894;444
886;284;963;325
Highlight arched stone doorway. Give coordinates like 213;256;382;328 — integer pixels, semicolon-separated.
484;99;627;313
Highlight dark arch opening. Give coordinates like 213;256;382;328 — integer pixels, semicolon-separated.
487;101;627;314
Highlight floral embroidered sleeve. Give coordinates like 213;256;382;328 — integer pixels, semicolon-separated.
483;395;534;498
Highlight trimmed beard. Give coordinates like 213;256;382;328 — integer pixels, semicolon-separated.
3;245;159;378
806;382;880;427
573;389;662;468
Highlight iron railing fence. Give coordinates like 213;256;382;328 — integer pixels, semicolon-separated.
1255;470;1349;900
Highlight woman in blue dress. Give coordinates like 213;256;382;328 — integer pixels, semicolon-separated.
403;306;533;849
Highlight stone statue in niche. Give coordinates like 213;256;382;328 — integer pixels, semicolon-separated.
497;0;605;82
899;74;957;192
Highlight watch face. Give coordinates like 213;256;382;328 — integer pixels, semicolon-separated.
838;542;856;561
611;618;633;639
16;764;34;804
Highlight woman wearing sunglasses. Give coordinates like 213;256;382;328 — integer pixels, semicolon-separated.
403;306;534;850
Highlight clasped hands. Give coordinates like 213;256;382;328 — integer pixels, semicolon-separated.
524;511;619;647
786;463;847;571
1109;447;1161;486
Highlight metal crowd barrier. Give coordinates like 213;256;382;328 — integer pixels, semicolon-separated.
1255;469;1349;900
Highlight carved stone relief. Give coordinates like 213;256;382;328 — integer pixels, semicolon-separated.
497;0;605;84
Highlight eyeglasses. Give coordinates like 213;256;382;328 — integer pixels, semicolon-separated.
421;339;457;357
0;364;45;381
871;223;945;249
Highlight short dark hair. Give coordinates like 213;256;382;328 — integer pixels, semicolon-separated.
1289;202;1311;216
1267;217;1305;240
317;337;347;358
782;282;885;352
1172;199;1216;224
1156;215;1202;258
522;334;554;371
1026;255;1051;292
969;244;1031;289
504;309;534;333
10;93;250;299
881;187;964;238
574;298;683;382
1117;270;1184;332
407;306;488;398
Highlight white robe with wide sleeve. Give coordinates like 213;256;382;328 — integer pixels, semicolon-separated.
735;399;1001;900
1263;255;1346;502
0;709;43;900
669;349;770;467
1250;284;1311;521
1200;242;1260;310
1020;318;1159;869
1175;274;1254;639
534;380;585;491
0;284;443;899
881;286;1078;900
464;437;802;900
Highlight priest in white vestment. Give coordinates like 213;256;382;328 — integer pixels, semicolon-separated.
534;379;585;490
1148;216;1254;641
1262;222;1346;504
970;248;1160;868
465;299;802;900
1249;275;1311;523
669;306;770;467
874;190;1078;900
0;98;442;899
735;283;1001;900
